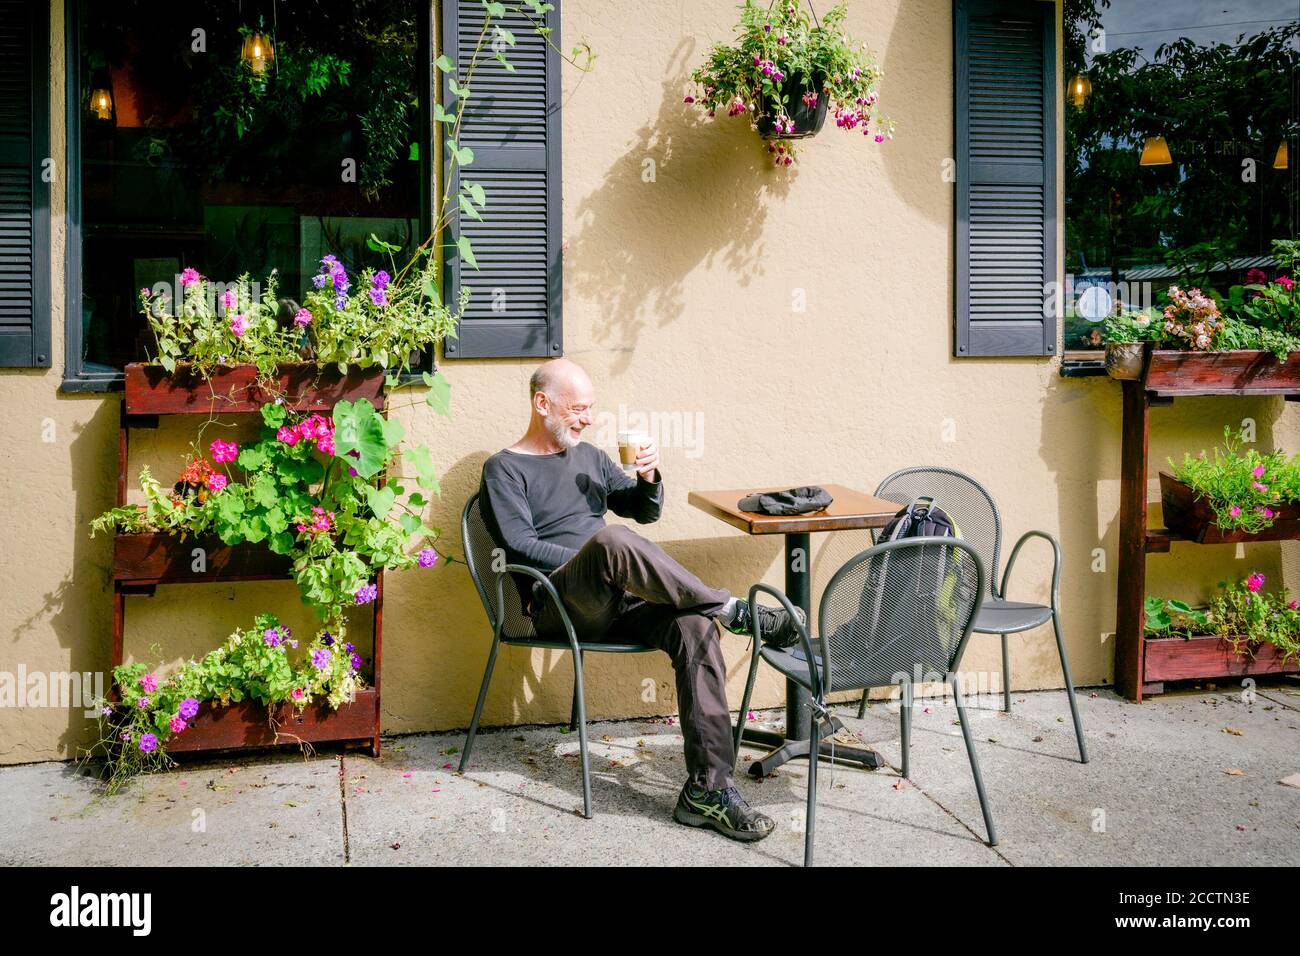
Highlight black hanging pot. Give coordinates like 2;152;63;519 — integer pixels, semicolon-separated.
757;72;828;140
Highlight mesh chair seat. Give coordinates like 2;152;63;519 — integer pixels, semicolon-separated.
974;599;1052;634
760;644;901;694
502;635;653;653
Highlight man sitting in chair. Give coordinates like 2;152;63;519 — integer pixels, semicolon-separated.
479;358;803;843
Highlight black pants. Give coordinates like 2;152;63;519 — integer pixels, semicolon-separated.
530;525;737;790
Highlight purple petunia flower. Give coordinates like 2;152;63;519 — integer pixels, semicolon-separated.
345;642;355;653
139;733;159;753
351;653;363;671
178;698;200;720
321;631;334;647
312;648;331;671
418;548;438;568
264;627;282;647
354;583;378;605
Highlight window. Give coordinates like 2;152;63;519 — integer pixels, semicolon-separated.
0;0;51;369
954;0;1057;358
441;0;562;359
1062;1;1299;355
63;0;433;390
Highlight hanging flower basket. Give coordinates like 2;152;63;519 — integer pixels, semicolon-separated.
756;73;828;139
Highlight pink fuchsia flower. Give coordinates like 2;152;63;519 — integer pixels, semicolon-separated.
1277;276;1295;290
210;439;239;463
180;268;200;287
169;715;187;734
277;426;300;446
1246;573;1265;592
875;134;885;143
138;733;159;753
207;473;228;492
140;673;158;693
1252;464;1266;478
178;698;199;720
294;308;312;327
229;314;249;337
418;548;438;568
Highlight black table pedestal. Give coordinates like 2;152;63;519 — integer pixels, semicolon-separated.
740;531;885;777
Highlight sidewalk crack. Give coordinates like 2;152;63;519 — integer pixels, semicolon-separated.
338;754;351;864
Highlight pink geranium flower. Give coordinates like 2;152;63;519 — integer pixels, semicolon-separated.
1276;276;1294;291
207;473;227;492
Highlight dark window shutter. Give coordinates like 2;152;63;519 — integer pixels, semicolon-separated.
0;0;50;368
441;1;561;359
954;0;1056;358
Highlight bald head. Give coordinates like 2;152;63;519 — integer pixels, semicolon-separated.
529;358;591;402
527;359;595;450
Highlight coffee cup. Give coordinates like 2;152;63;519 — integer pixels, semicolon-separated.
617;430;650;470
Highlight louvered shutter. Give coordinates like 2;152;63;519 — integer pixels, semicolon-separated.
0;0;50;368
954;0;1056;357
441;1;561;359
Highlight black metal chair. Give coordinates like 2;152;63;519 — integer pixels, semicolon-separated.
458;493;655;819
856;467;1088;764
734;537;994;866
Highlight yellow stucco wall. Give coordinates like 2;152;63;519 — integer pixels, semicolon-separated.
2;0;1297;763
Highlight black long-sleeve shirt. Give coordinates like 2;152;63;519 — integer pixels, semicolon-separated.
479;442;663;578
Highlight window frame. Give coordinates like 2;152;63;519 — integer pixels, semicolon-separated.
60;0;437;393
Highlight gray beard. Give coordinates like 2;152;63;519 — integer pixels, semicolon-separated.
545;416;580;450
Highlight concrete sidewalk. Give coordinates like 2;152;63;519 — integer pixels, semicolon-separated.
2;684;1299;866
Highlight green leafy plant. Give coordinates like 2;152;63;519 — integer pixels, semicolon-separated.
1170;427;1300;533
93;397;450;626
685;0;892;164
1102;308;1158;344
1146;572;1300;666
80;612;365;792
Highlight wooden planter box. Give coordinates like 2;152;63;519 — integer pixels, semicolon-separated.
1144;634;1300;683
1142;348;1300;397
123;362;385;416
114;533;294;586
1159;472;1300;545
163;687;377;754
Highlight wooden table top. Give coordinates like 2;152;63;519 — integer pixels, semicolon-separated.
687;484;904;535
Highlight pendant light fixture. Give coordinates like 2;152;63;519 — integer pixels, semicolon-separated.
238;1;278;76
1067;73;1092;109
1139;135;1172;166
87;67;115;123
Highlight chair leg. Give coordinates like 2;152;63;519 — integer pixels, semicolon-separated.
1051;610;1090;764
804;705;819;867
899;679;912;780
1000;633;1012;713
732;646;762;772
459;635;501;772
951;675;998;846
572;651;593;819
569;684;579;732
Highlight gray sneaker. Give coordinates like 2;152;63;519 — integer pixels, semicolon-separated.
720;599;807;648
673;782;776;842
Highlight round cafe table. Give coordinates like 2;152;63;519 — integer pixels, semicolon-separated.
687;484;903;776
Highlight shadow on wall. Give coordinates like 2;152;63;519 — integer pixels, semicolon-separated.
876;0;951;228
566;38;792;373
9;398;118;760
414;450;785;730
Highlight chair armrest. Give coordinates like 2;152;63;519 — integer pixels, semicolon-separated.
747;583;822;700
1000;530;1061;609
498;564;581;653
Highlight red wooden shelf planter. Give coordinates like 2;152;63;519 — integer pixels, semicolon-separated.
110;363;387;756
114;533;294;586
123;362;385;416
1114;348;1300;700
165;688;378;754
1144;634;1300;684
1159;472;1300;545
